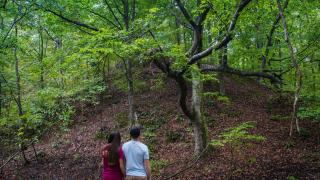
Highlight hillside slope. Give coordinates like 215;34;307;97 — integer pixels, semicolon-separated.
2;74;320;180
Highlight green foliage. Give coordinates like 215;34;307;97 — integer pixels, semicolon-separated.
270;115;289;122
150;73;165;91
143;130;157;153
210;122;266;149
115;112;129;128
298;128;311;139
284;140;295;149
139;110;167;131
94;130;110;141
204;112;216;127
298;95;320;123
246;156;257;165
287;175;297;180
203;92;230;106
151;159;169;175
165;130;184;143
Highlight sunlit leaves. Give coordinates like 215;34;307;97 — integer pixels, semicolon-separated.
210;121;266;148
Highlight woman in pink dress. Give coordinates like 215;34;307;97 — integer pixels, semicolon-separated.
101;132;125;180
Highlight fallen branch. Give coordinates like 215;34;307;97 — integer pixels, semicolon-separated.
0;139;37;170
201;64;281;84
0;151;21;170
158;145;210;180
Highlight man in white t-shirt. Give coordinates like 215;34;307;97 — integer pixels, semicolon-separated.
122;126;151;180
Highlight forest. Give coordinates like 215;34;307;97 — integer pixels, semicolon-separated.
0;0;319;179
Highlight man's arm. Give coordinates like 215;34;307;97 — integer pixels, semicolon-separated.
144;159;151;180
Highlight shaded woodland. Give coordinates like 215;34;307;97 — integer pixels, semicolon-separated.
0;0;319;179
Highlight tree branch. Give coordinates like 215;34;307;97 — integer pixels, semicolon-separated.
188;0;252;65
112;0;125;18
196;6;211;25
41;7;99;31
87;9;121;30
1;0;7;9
261;0;289;70
174;75;194;119
104;0;124;29
2;11;30;43
131;0;136;21
201;64;281;83
175;0;197;28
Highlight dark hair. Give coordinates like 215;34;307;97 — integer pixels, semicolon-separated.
130;126;141;139
107;131;121;166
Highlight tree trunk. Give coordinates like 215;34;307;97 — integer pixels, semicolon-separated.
191;22;207;155
175;16;181;45
127;59;137;126
15;26;29;164
277;0;302;136
123;0;137;126
38;27;45;89
14;27;23;117
54;38;64;89
191;70;208;155
102;56;107;86
219;46;227;95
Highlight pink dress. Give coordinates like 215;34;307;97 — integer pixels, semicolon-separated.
102;145;124;180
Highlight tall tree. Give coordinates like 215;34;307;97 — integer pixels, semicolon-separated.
276;0;302;136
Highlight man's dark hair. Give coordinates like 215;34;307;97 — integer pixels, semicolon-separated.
130;126;141;139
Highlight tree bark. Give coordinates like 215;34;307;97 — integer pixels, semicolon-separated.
122;0;137;126
191;2;207;155
261;0;289;80
14;26;29;164
276;0;302;136
127;59;137;126
219;46;227;95
191;69;208;155
38;27;45;89
175;16;181;45
174;0;210;155
14;27;23;117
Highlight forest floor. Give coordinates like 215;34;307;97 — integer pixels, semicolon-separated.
2;71;320;180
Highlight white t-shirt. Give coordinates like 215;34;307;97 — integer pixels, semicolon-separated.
122;140;149;177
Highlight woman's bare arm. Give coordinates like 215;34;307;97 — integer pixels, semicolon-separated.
101;145;109;158
119;158;126;177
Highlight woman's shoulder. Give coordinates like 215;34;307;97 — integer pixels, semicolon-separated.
102;144;111;150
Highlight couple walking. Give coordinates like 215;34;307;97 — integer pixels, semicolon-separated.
101;126;151;180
